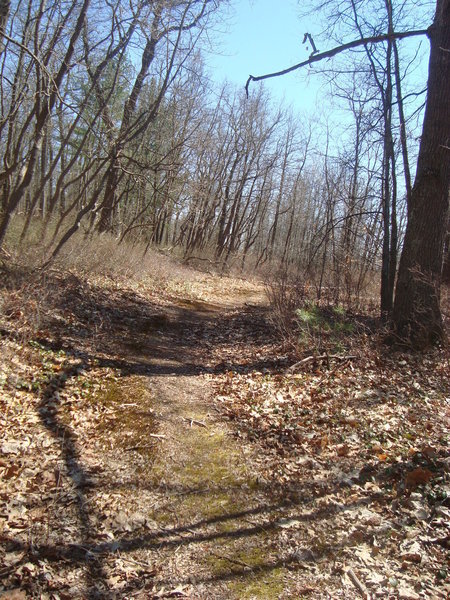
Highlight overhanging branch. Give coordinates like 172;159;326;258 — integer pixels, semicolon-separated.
245;29;429;97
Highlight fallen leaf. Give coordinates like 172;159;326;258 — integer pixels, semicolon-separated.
0;591;28;599
405;467;434;489
337;444;349;456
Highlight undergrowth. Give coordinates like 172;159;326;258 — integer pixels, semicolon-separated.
266;274;380;358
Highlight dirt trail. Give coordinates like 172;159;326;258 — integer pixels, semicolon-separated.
2;268;449;599
104;300;295;598
2;271;449;599
1;267;298;599
1;285;301;599
144;375;285;598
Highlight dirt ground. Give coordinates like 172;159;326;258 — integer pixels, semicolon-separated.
0;267;449;599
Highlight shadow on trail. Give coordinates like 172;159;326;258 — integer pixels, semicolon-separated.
26;272;288;377
0;272;292;596
2;270;449;597
6;349;381;598
3;488;375;589
36;363;110;599
0;272;371;596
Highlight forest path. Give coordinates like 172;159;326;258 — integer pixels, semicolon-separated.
0;272;295;599
0;265;298;599
21;278;302;599
1;269;449;599
98;296;297;599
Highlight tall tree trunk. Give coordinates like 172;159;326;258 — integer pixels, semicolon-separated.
0;0;90;248
0;0;10;55
388;150;398;305
392;0;450;347
380;4;395;317
392;37;412;212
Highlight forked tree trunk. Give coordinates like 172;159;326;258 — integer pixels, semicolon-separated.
0;0;90;248
392;0;450;347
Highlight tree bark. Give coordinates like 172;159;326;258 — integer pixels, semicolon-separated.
0;0;10;55
0;0;91;248
392;0;450;347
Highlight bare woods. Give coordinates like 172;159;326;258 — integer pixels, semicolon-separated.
0;0;448;346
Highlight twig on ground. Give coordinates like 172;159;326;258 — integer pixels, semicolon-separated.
124;444;155;451
314;356;357;387
347;568;369;599
117;553;157;572
124;434;166;450
285;354;357;373
209;550;254;570
182;417;207;428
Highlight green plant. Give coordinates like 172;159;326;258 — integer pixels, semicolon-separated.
295;302;355;353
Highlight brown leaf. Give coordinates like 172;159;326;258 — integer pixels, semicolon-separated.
0;591;28;599
3;464;21;479
337;443;349;456
405;467;434;490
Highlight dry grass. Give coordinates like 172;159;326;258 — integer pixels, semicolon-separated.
266;267;449;357
0;223;266;356
3;217;264;303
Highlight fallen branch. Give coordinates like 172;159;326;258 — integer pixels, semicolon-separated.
118;554;157;572
209;550;254;571
124;444;152;451
285;354;357;373
287;354;326;371
124;434;166;450
182;417;207;428
347;568;369;599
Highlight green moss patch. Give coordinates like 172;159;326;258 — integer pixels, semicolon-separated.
149;408;287;597
89;375;287;597
90;376;159;460
205;543;286;599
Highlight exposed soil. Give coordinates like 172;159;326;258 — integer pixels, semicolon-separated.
0;269;291;598
0;267;449;599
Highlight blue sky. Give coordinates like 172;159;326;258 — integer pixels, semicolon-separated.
206;0;325;113
205;0;431;127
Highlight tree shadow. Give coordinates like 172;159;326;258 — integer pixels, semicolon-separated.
1;272;293;595
4;344;434;596
3;270;432;597
3;483;376;591
7;340;387;597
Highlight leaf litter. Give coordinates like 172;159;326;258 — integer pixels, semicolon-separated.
0;262;449;598
213;333;449;598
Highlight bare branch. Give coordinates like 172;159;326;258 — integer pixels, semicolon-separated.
245;29;429;96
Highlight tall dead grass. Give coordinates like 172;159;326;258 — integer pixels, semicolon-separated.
3;216;202;288
0;220;205;342
1;219;267;342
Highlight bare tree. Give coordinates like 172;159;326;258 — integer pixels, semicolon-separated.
0;0;10;54
392;0;450;346
0;0;91;247
246;0;448;345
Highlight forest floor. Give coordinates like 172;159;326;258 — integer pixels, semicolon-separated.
0;257;449;599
